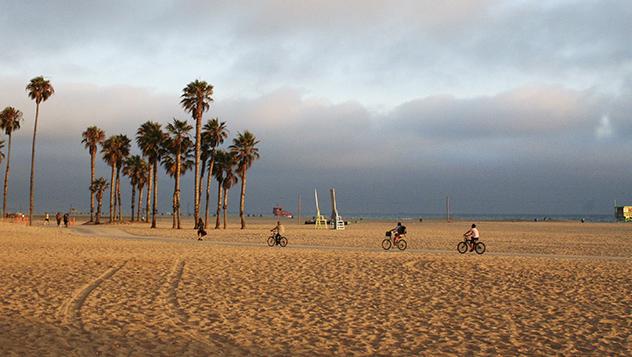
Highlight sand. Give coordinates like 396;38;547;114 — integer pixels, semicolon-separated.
0;218;630;356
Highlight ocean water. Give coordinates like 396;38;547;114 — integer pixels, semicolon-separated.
343;213;616;223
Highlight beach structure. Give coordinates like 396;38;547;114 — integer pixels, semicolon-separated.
314;189;328;229
330;188;345;230
614;206;632;222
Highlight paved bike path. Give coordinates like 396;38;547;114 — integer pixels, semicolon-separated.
69;226;631;262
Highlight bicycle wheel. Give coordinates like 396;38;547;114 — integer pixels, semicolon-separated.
397;239;407;251
457;241;468;254
381;239;392;250
475;242;486;254
267;236;276;247
279;236;288;247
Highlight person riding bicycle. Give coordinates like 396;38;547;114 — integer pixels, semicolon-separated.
270;221;285;244
464;224;480;252
388;222;406;242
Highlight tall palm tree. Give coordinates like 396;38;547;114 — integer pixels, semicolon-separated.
0;107;23;217
26;76;54;225
123;155;146;222
101;135;130;223
136;121;165;228
135;159;148;222
180;80;214;226
114;136;131;223
90;177;109;225
221;152;237;229
81;126;105;222
202;118;228;227
164;118;193;229
230;131;260;229
213;150;227;229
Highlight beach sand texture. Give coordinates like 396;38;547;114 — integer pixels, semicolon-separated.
1;219;630;356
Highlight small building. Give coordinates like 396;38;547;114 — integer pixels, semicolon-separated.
614;206;632;222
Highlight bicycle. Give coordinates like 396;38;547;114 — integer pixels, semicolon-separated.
457;235;486;254
382;231;407;251
267;234;288;247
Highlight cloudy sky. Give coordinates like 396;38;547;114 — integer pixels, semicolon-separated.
1;0;631;217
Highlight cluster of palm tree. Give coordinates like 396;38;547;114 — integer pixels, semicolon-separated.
81;80;260;229
0;76;54;225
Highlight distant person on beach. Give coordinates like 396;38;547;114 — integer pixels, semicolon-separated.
464;224;480;252
196;218;207;240
63;213;69;228
55;212;62;227
271;221;285;244
44;212;50;225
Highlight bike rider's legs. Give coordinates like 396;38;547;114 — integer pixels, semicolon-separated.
470;237;478;251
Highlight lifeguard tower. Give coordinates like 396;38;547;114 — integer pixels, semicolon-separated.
314;189;328;229
329;188;345;230
614;206;632;222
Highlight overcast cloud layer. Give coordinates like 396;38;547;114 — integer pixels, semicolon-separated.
1;0;631;217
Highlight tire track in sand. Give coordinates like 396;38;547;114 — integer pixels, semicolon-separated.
159;257;249;355
58;260;129;330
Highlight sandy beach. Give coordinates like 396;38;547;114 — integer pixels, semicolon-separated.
0;218;630;356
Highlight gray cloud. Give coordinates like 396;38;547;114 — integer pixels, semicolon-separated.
1;1;632;216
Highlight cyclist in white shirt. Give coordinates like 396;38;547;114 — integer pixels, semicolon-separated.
464;224;480;252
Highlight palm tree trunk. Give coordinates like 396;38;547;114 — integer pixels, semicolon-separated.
116;167;122;223
151;160;158;228
2;133;12;218
137;184;143;222
204;156;215;228
172;177;177;229
215;181;222;229
175;145;182;229
28;102;40;226
130;184;136;222
199;159;206;212
109;164;116;223
89;148;95;222
239;169;247;229
96;195;102;224
193;105;202;226
145;163;152;222
223;188;229;229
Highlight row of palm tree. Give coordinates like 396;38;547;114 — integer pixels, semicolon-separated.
83;117;258;229
0;76;54;224
79;80;259;229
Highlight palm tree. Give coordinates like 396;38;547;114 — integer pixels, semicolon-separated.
213;150;227;229
180;80;214;226
136;121;165;228
114;136;131;223
230;131;260;229
90;177;109;225
135;159;148;222
81;126;105;222
123;155;146;222
221;152;238;229
101;135;130;223
164;118;193;229
26;76;54;225
202;118;228;227
0;107;23;217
